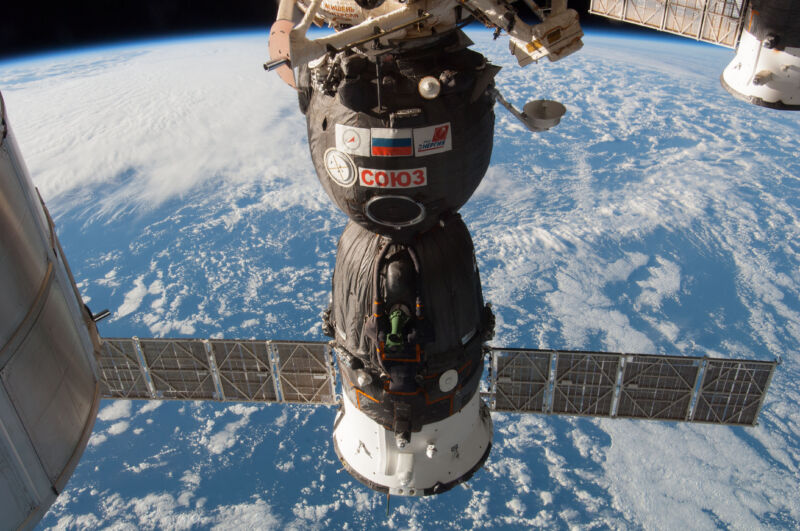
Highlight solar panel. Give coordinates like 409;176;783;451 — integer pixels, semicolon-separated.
692;359;775;426
138;339;216;400
99;338;337;405
209;340;277;402
589;0;747;48
98;338;151;399
488;348;776;426
272;341;336;404
616;355;699;420
492;349;551;412
551;351;619;416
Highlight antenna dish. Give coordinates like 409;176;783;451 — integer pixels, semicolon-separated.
522;100;567;131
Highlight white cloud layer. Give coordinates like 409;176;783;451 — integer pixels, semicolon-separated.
97;401;132;422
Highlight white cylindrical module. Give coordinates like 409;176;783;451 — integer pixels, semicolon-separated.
0;92;101;530
721;29;800;110
721;1;800;110
332;386;492;496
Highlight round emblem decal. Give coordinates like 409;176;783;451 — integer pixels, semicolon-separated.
324;148;356;187
341;128;361;151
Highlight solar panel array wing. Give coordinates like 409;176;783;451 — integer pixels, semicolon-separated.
589;0;748;48
488;348;776;426
493;349;551;412
98;338;151;399
616;355;699;420
552;352;619;416
272;341;336;404
692;359;775;425
98;338;336;405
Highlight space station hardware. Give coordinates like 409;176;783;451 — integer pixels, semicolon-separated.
266;0;583;135
326;217;494;494
265;0;585;495
260;0;779;498
0;92;102;530
590;0;800;110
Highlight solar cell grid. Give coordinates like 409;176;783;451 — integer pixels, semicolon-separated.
493;350;551;412
211;340;276;402
273;341;335;404
99;339;336;405
551;352;618;416
98;338;150;399
486;348;775;426
616;356;698;420
693;359;775;425
138;339;216;399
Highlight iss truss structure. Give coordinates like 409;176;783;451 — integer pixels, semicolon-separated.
98;338;776;426
590;0;749;48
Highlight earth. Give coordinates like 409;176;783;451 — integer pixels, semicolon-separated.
1;26;798;530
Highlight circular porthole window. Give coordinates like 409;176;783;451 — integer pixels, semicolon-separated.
364;195;426;229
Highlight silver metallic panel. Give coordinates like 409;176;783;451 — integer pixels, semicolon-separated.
0;382;52;531
0;113;50;363
617;355;699;420
2;276;96;485
210;340;277;402
590;0;747;47
138;339;216;400
99;339;335;404
1;91;101;530
693;359;775;425
272;341;336;404
492;349;551;412
552;352;619;416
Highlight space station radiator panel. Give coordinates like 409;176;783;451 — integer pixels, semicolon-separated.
589;0;748;48
99;338;337;405
488;348;776;426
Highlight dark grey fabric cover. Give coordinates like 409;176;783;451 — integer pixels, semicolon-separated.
328;215;491;429
303;34;497;239
330;215;484;359
750;0;800;49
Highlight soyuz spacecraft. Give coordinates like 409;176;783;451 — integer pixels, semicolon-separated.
0;0;792;528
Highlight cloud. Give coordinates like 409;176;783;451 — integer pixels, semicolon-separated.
108;421;130;436
87;433;107;447
1;37;323;219
201;405;259;455
97;401;132;422
137;401;163;415
213;498;280;529
636;257;681;311
117;275;148;318
600;421;800;529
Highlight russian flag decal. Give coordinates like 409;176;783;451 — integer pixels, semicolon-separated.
371;128;413;157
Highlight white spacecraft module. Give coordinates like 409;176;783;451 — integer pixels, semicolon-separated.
0;93;102;529
590;0;800;110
